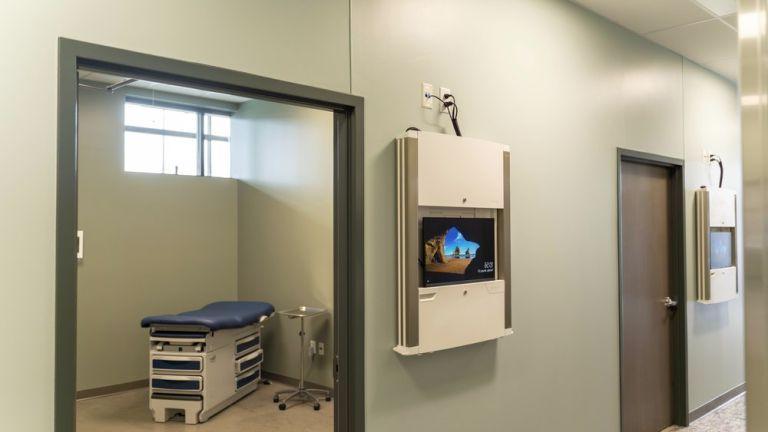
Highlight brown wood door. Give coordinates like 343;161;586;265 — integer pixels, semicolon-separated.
620;160;676;432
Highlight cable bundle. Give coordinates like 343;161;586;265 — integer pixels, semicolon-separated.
709;154;723;188
430;94;462;137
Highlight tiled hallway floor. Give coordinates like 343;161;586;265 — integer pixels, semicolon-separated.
666;394;745;432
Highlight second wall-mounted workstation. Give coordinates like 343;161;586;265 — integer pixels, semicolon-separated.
695;155;739;304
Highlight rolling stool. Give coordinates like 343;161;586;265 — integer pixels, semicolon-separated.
273;306;332;411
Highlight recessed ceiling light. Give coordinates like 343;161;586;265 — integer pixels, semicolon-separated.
739;11;764;39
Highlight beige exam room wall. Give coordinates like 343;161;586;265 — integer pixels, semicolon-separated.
77;89;335;391
0;1;349;428
0;0;744;430
352;0;743;430
232;99;335;388
76;86;239;392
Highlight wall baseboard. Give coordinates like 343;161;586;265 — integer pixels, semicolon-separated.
262;371;332;392
76;379;149;400
688;383;746;423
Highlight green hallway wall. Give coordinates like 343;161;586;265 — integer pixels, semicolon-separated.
682;59;744;411
351;0;743;430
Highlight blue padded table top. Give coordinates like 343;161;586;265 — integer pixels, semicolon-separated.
141;301;275;331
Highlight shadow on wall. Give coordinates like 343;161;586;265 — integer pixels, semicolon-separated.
692;302;732;335
382;340;499;411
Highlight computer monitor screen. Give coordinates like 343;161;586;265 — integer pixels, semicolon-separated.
710;230;734;269
422;217;496;287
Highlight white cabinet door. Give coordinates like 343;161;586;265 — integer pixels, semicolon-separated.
704;267;738;304
418;280;506;353
416;132;504;208
709;188;736;227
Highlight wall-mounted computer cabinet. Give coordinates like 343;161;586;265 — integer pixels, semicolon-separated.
415;134;504;209
395;131;512;356
695;187;738;304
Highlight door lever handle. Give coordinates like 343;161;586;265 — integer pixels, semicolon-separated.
663;296;678;311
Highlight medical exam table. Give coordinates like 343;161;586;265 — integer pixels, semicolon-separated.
140;301;275;424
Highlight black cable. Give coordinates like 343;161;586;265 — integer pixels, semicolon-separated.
449;97;458;119
405;126;421;133
443;94;458;120
449;113;462;137
429;94;462;137
710;155;724;188
711;155;723;188
429;94;447;108
442;94;458;120
444;94;462;137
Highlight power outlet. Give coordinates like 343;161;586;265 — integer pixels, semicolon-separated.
318;342;325;356
422;82;434;109
439;87;451;113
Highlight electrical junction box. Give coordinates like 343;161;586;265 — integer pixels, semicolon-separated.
695;187;738;304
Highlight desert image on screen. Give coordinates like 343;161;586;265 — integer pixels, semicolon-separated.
424;227;480;275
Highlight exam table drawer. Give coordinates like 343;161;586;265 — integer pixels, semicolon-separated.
235;349;263;374
236;366;261;390
151;375;203;393
235;333;260;355
151;356;203;373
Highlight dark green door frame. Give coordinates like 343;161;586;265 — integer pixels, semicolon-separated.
56;38;364;432
617;148;688;428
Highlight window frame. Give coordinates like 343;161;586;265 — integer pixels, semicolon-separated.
124;95;232;177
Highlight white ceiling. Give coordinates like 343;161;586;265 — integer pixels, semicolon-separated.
570;0;738;81
78;70;252;104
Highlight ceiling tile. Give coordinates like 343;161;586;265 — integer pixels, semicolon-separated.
723;13;738;28
571;0;713;34
571;0;738;82
646;20;736;66
690;0;738;17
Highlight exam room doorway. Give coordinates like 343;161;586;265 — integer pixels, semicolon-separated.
56;39;364;432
